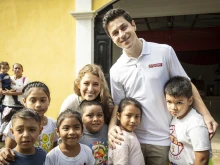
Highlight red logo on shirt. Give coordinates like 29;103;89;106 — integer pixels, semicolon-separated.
149;63;162;68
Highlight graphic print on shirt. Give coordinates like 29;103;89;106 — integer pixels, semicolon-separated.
169;125;184;161
90;141;108;165
35;133;55;152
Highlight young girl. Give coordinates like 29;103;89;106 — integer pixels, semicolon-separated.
108;97;145;165
0;81;58;165
0;107;16;141
60;64;114;124
45;110;95;165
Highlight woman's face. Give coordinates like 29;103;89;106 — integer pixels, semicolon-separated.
12;64;23;77
78;73;101;101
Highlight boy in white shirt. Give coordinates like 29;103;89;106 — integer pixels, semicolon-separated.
164;76;211;165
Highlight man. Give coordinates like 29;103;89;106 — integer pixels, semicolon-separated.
102;8;218;165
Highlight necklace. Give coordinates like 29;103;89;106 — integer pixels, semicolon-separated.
42;116;47;126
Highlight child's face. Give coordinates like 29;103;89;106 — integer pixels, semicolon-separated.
56;117;82;147
0;65;9;74
78;73;101;101
82;105;104;133
11;118;42;154
166;94;193;119
23;88;50;118
117;104;141;132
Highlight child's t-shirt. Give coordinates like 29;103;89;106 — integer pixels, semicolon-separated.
108;130;145;165
0;73;11;89
0;122;8;141
4;117;58;153
169;108;211;165
79;124;108;165
9;147;46;165
44;143;95;165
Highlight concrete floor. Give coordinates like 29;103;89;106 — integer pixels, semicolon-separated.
212;126;220;164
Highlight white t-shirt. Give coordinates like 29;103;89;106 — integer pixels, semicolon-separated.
4;117;58;153
2;76;30;106
108;130;145;165
110;39;188;146
45;144;95;165
59;94;81;114
169;109;211;165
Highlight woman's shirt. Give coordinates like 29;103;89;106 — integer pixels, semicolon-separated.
2;76;30;106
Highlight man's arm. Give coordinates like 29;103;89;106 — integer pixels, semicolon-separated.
108;105;123;149
191;83;218;138
194;151;209;165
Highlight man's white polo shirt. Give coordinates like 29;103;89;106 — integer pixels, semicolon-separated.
110;38;188;146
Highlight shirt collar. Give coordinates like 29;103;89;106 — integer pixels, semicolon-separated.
121;38;151;63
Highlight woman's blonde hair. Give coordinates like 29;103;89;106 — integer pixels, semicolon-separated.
74;64;114;124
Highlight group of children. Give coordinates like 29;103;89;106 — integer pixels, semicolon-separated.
0;63;212;165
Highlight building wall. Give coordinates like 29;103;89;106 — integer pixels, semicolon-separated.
0;0;113;120
0;0;76;119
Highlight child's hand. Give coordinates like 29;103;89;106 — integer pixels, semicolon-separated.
108;125;124;149
0;88;2;95
0;148;15;165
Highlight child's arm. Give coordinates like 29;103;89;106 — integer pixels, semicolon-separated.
0;81;2;94
0;137;16;165
194;151;209;165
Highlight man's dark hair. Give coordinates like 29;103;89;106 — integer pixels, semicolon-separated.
102;8;132;36
164;76;192;98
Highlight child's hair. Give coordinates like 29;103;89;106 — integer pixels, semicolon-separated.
74;64;113;124
12;63;23;72
0;61;10;69
102;8;133;36
79;100;104;114
57;109;83;132
164;76;192;99
117;97;143;125
3;108;17;123
22;81;51;101
11;108;41;127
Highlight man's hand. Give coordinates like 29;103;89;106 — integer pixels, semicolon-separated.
0;148;15;165
108;125;124;149
203;114;218;139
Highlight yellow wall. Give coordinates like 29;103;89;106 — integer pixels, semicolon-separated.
0;0;76;119
92;0;112;10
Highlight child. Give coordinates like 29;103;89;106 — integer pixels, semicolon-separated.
0;107;16;141
0;62;21;106
164;76;211;165
108;97;145;165
9;108;46;165
45;110;95;165
60;64;114;124
0;81;58;164
79;100;108;165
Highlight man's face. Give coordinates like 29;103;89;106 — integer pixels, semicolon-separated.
107;16;137;50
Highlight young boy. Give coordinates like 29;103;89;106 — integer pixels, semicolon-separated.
0;62;21;106
9;108;46;165
79;100;108;165
164;76;211;165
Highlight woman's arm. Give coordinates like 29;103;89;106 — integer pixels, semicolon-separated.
191;83;218;139
194;151;209;165
2;90;22;96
